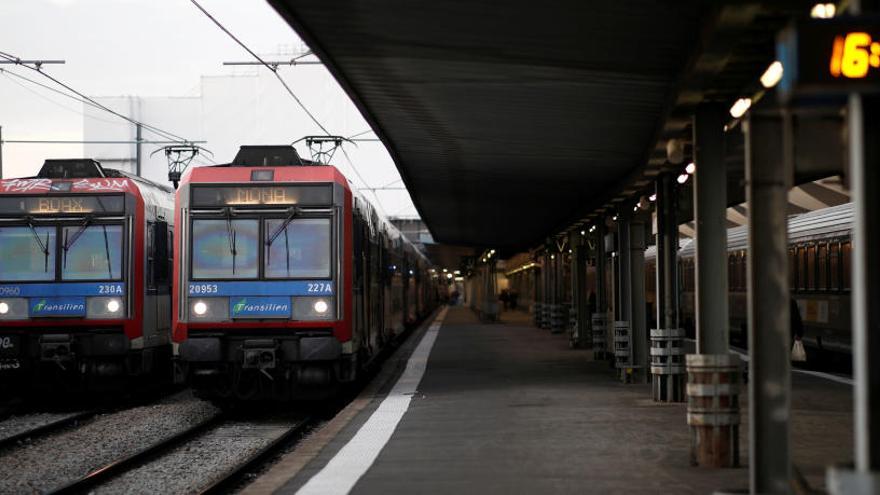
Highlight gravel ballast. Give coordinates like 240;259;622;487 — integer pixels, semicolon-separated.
0;412;90;445
96;419;301;494
0;392;218;493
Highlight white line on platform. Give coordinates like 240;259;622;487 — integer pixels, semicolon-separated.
296;306;449;495
684;338;854;386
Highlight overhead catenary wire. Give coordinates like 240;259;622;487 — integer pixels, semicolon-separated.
0;50;193;145
189;0;331;136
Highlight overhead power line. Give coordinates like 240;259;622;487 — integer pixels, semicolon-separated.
0;50;193;145
189;0;331;136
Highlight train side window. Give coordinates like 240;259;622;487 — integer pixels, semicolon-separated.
796;246;806;291
806;245;816;290
842;241;852;290
830;243;840;290
817;244;828;291
153;221;169;285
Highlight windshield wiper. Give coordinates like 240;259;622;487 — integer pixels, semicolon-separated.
62;215;93;270
24;216;50;273
101;225;113;278
225;208;237;275
266;207;298;273
266;207;299;246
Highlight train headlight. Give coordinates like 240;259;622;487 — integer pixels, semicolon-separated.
313;300;329;314
193;301;208;316
189;298;228;320
0;299;27;320
87;297;126;319
292;297;335;321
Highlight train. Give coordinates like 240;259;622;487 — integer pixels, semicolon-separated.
172;145;439;401
650;202;854;358
0;159;175;393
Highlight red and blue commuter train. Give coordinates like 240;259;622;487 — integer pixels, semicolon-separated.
0;159;175;392
173;146;437;401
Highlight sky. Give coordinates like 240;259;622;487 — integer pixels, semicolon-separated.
0;0;418;218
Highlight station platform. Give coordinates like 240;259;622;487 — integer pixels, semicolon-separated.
246;306;853;495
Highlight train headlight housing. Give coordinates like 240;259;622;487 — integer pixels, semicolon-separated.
314;300;329;314
193;301;207;315
87;297;125;319
0;298;27;320
292;297;335;321
189;298;228;320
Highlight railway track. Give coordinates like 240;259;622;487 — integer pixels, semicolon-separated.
47;413;312;495
0;410;100;451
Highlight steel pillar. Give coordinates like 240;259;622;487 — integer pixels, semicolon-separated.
693;104;729;354
594;224;610;359
653;174;684;401
827;93;880;495
629;215;648;383
571;232;591;348
745;106;791;492
687;103;739;468
656;174;679;330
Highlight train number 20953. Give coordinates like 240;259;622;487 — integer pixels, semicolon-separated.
189;284;219;294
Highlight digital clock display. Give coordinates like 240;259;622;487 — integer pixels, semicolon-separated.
778;18;880;98
0;195;125;215
191;185;333;207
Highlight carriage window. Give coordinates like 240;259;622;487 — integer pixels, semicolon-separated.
806;245;816;290
830;243;840;290
62;225;123;280
817;244;828;291
842;241;852;290
0;226;57;281
796;247;806;291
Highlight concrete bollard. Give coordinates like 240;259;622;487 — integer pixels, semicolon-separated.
650;328;685;402
591;314;608;360
686;353;741;468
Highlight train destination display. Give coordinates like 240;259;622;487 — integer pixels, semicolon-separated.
191;185;333;207
0;195;125;215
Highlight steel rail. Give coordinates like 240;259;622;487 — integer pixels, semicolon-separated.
47;413;225;495
198;417;314;495
0;410;100;451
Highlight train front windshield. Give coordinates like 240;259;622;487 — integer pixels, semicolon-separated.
0;224;124;282
190;217;332;280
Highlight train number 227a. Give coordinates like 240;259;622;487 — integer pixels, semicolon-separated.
307;283;333;293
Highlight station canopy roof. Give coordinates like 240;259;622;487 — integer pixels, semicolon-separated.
269;0;818;249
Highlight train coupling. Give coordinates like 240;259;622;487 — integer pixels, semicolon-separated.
39;334;74;370
242;339;277;380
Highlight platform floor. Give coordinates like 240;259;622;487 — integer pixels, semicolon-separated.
251;306;853;495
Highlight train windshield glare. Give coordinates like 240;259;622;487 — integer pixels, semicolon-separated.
61;225;124;280
191;219;260;279
264;218;331;278
0;226;57;281
0;224;124;281
189;217;332;280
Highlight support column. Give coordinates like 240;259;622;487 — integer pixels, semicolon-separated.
614;217;633;378
827;93;880;494
571;231;591;348
686;103;740;468
653;174;685;401
551;241;567;334
745;106;790;492
593;224;609;359
693;104;730;354
629;215;648;383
